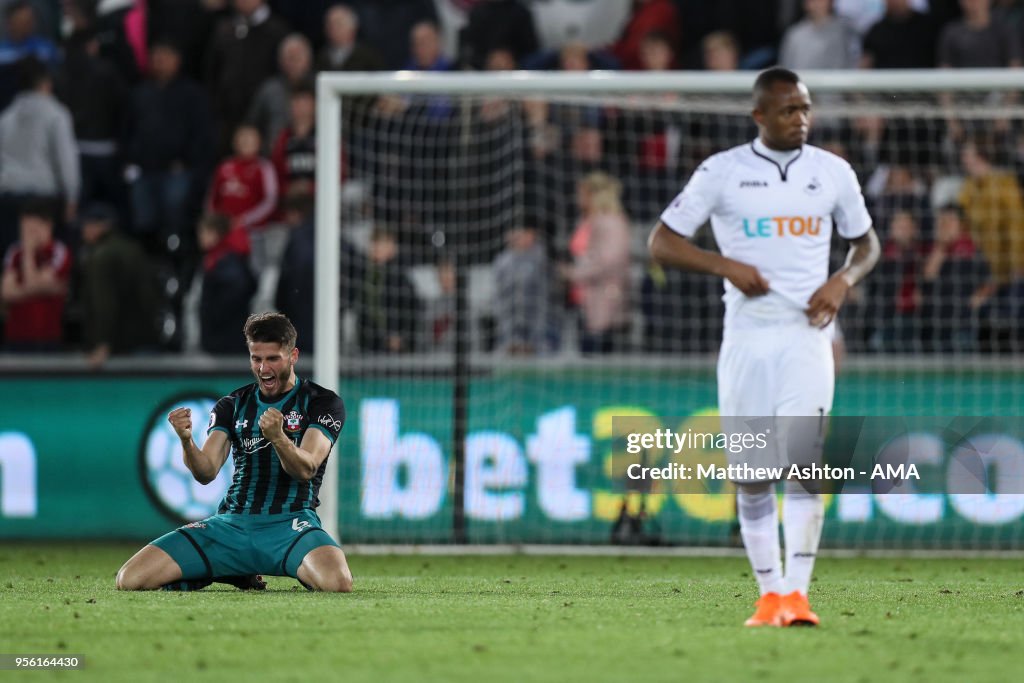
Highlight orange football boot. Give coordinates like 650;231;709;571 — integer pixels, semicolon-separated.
779;591;819;626
744;592;783;627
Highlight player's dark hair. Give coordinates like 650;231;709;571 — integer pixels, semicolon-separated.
753;67;801;106
244;312;298;350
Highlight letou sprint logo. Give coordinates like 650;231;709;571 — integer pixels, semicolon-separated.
742;216;822;238
140;393;234;523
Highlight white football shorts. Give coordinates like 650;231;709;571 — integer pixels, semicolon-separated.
717;320;835;483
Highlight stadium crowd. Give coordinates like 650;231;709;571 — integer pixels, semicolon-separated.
1;0;1023;362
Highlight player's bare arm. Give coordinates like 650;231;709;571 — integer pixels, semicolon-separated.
648;221;770;297
167;407;230;484
259;408;332;481
806;227;880;328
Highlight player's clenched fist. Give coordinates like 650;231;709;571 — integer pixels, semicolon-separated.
259;408;285;438
167;407;193;441
723;260;770;297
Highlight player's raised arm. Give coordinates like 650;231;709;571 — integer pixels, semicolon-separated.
805;225;881;328
647;221;770;297
167;407;231;485
258;408;333;481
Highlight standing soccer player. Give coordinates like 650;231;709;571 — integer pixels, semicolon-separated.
116;312;353;592
648;68;880;626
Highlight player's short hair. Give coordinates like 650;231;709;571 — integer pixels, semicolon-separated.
753;67;802;106
244;312;298;350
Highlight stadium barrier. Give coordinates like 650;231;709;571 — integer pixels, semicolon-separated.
2;361;1022;548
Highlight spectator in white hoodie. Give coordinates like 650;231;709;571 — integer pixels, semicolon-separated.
0;56;79;257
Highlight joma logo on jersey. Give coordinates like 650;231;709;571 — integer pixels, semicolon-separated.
742;216;822;238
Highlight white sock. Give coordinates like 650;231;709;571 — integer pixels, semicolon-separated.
736;485;783;595
782;485;824;595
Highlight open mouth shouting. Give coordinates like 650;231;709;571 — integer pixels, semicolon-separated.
259;374;279;395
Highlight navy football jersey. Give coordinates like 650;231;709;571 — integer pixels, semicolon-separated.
207;378;345;514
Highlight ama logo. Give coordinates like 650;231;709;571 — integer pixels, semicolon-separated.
743;216;823;238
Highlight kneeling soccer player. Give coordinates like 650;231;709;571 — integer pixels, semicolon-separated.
648;67;880;625
116;312;353;593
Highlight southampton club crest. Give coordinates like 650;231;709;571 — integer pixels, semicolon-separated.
284;410;304;433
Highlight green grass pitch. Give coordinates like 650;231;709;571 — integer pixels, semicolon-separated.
2;544;1023;682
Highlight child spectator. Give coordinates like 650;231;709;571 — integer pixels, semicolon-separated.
920;204;989;351
869;210;924;350
493;220;553;355
0;201;71;351
208;124;278;233
196;212;256;354
563;172;632;354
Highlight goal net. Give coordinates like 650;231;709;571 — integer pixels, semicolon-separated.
313;70;1024;550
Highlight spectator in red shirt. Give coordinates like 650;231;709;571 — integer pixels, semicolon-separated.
612;0;681;71
869;209;925;351
207;124;279;235
0;201;71;351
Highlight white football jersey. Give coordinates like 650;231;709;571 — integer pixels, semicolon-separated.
660;139;872;327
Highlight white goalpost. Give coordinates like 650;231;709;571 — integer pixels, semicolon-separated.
315;69;1024;547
